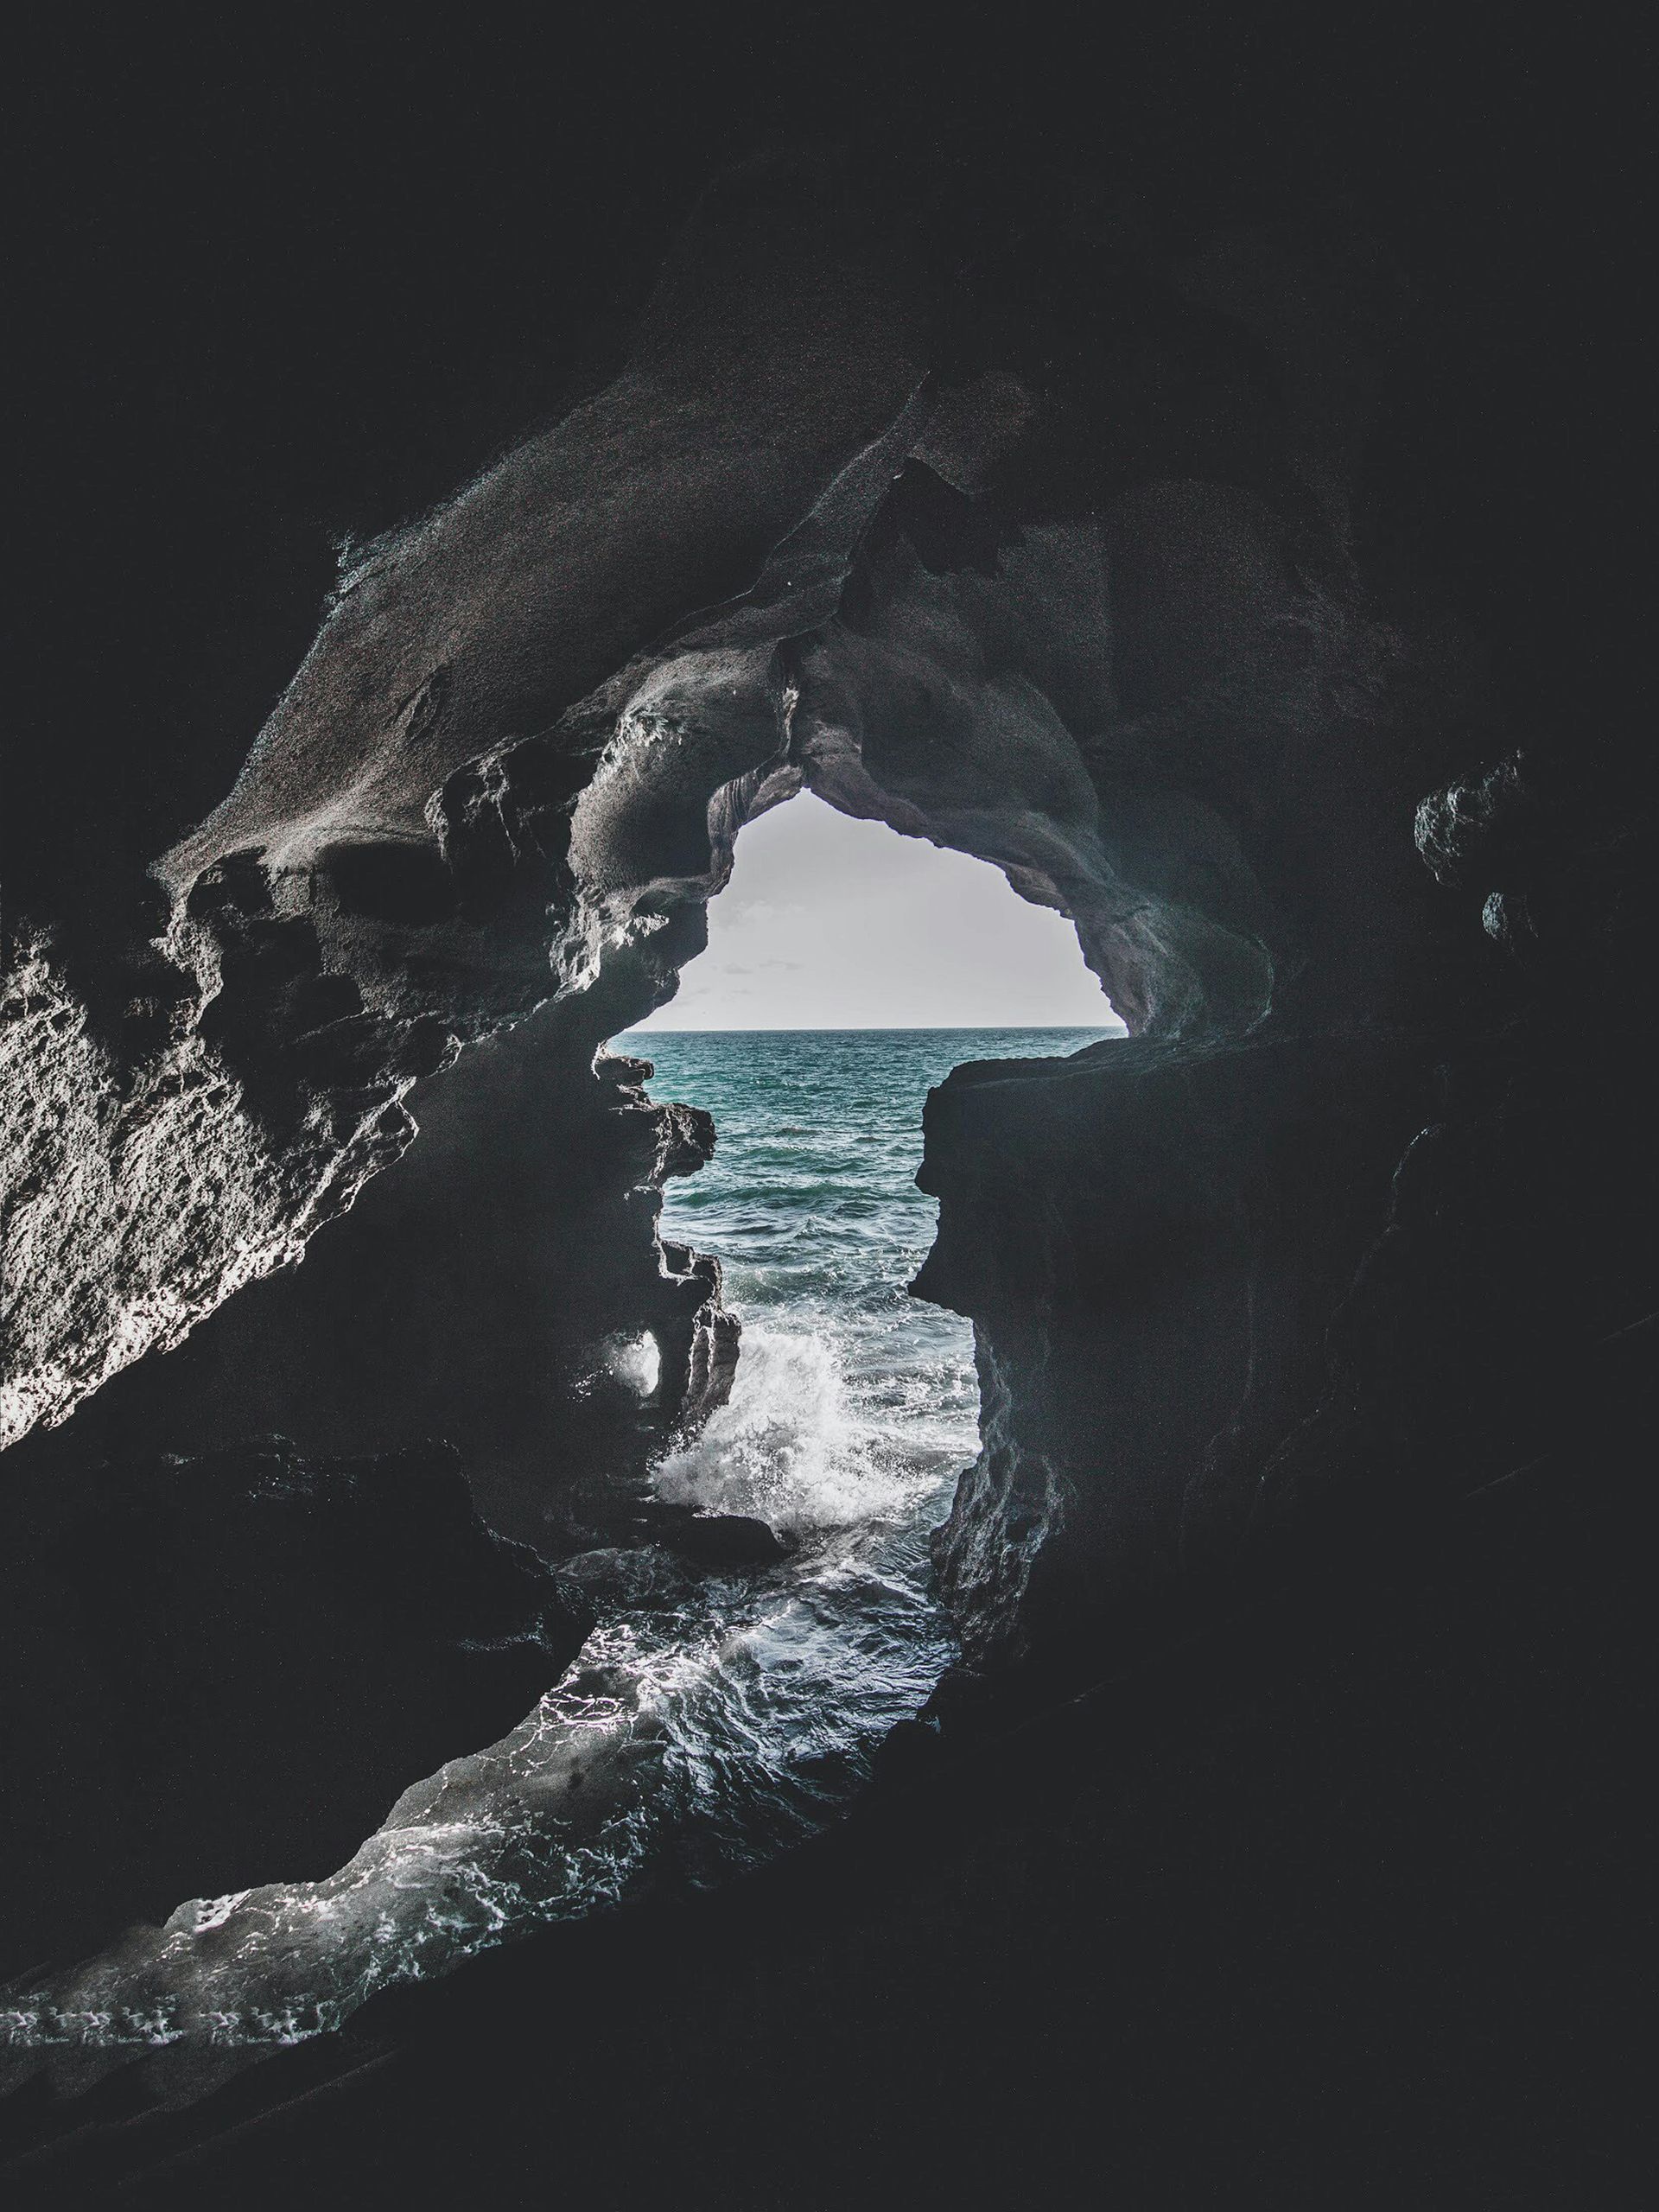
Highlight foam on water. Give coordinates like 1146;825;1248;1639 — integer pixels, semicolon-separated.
654;1325;917;1531
2;1027;1113;2098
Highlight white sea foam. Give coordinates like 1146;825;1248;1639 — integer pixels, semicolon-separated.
604;1328;662;1399
652;1325;919;1533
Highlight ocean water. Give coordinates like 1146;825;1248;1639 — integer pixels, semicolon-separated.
3;1027;1113;2093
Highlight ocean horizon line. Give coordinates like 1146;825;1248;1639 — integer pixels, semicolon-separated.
616;1021;1127;1036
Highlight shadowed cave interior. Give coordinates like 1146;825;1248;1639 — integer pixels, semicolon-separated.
1;52;1651;2206
0;802;1127;2086
0;776;1120;2010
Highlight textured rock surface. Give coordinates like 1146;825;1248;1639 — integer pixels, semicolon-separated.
0;1437;590;1980
916;1033;1433;1664
0;938;406;1454
917;747;1655;1675
1;16;1648;2200
0;162;928;1456
5;147;1649;1675
0;158;1472;1471
16;1010;736;1553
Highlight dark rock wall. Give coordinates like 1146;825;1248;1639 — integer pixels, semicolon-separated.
909;546;1651;1683
12;1327;1649;2202
917;1035;1435;1665
0;156;1504;1463
1;49;1647;2007
0;1438;589;1981
5;149;1646;1674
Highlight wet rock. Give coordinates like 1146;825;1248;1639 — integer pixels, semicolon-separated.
664;1248;744;1438
865;1715;945;1793
645;1504;791;1569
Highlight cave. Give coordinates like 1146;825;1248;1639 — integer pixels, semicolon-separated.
2;20;1650;2208
0;803;1120;2073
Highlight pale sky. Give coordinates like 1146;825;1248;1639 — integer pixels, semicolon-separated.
627;791;1123;1031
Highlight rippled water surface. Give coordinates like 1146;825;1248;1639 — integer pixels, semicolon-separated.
3;1027;1112;2094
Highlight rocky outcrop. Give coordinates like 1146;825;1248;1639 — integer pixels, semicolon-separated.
15;1008;737;1554
1;162;1477;1475
0;1436;590;1981
0;162;930;1459
913;727;1654;1683
2;130;1651;1947
916;1033;1430;1665
2;19;1646;2198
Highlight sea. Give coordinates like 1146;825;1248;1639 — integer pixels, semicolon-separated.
2;1027;1115;2090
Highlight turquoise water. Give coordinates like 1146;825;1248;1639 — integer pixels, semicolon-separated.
3;1025;1115;2088
640;1028;1115;1533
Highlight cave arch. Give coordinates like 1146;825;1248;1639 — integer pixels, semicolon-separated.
3;155;1497;1665
562;488;1282;1048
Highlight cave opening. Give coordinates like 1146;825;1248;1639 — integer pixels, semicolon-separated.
592;785;1123;1807
5;795;1122;2084
617;784;1120;1536
3;36;1643;2183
